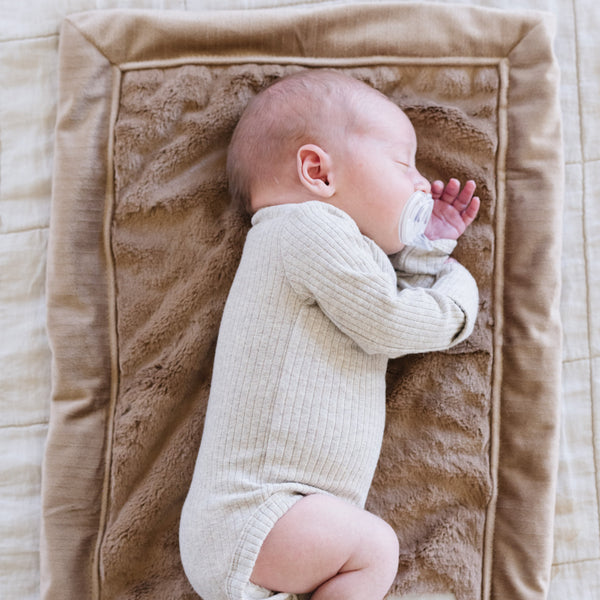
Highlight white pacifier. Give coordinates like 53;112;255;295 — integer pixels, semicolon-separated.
398;190;434;250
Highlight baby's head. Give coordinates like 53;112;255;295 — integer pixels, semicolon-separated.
227;70;374;214
227;69;431;254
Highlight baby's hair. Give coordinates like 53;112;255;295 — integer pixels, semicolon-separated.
227;69;387;214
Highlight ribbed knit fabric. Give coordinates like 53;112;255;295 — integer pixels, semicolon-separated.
179;201;479;600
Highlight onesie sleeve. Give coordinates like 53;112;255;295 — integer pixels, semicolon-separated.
279;204;479;358
391;238;458;289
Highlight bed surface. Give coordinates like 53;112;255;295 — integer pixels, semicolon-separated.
0;1;598;599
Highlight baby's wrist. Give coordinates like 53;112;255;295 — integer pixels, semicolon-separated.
428;238;457;256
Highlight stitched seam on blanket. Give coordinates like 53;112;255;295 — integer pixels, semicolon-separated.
92;63;123;600
118;55;507;72
553;556;600;567
481;56;509;600
65;17;118;67
101;55;504;599
571;0;600;553
107;56;502;598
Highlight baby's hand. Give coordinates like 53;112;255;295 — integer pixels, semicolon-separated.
425;179;480;241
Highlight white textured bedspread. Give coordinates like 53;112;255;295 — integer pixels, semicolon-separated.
0;1;597;599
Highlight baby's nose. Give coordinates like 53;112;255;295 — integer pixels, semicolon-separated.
414;173;431;194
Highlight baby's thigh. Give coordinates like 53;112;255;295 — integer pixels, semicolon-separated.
250;493;398;595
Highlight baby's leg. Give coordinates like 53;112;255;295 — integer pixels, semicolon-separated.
250;493;399;600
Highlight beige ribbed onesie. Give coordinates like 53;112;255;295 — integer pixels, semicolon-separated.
179;200;479;600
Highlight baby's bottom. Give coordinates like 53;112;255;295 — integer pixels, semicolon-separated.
250;493;399;600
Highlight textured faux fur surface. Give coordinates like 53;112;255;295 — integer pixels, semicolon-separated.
108;63;497;599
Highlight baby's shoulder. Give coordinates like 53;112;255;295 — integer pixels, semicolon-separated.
250;200;362;248
251;201;392;275
252;200;354;230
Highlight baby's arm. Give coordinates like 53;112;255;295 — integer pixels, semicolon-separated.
388;239;478;348
281;205;478;358
391;238;458;291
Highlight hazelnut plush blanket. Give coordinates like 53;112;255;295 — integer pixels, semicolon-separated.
42;4;562;600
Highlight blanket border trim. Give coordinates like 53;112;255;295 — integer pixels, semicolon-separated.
484;56;509;600
94;62;123;600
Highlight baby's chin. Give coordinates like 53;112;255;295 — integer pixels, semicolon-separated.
389;243;406;256
385;243;405;256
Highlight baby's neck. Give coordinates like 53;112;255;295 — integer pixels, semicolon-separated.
250;185;313;213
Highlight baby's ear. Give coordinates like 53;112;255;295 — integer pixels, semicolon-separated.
296;144;336;198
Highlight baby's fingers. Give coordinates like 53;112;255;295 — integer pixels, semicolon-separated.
438;178;461;203
431;180;445;200
453;180;477;212
462;195;480;227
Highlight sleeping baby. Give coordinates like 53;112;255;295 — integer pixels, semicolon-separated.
179;69;480;600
